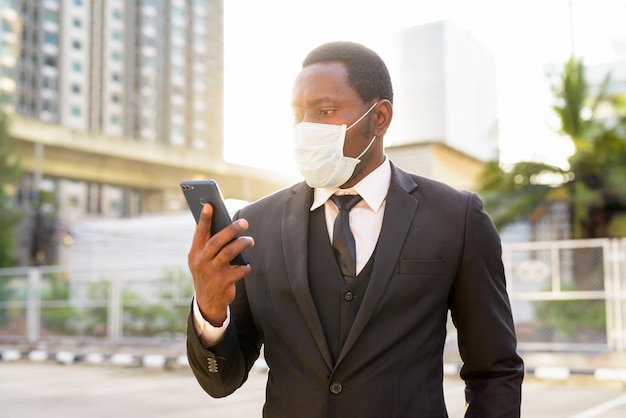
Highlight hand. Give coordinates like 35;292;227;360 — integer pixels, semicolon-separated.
188;203;254;327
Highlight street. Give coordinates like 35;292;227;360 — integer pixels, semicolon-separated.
1;361;625;417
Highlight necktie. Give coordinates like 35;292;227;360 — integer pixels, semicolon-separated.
330;194;363;282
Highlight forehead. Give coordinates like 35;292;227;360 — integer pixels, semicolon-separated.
292;61;361;105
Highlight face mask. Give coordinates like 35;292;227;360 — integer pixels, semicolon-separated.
293;102;378;188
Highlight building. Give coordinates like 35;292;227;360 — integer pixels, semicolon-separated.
393;20;498;162
1;0;223;219
0;2;21;109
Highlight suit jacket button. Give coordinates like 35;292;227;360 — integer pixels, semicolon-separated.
329;381;343;394
344;292;354;301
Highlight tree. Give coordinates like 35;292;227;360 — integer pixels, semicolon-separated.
477;57;626;239
0;112;23;267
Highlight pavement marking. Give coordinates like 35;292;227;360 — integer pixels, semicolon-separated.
570;394;626;418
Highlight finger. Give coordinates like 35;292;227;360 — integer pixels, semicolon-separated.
192;203;213;248
203;218;250;259
216;235;255;265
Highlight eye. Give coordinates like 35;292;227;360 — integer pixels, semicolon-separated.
319;108;336;117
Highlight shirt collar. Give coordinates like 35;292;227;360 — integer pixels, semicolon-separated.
310;157;391;213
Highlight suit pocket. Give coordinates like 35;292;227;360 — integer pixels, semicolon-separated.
399;259;445;275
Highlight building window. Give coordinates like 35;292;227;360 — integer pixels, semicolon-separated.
73;18;82;28
73;40;81;49
71;84;80;94
44;32;58;45
71;107;80;116
44;55;57;67
72;62;82;72
44;10;59;23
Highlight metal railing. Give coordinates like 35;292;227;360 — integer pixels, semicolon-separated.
504;238;626;352
0;264;193;344
1;238;625;352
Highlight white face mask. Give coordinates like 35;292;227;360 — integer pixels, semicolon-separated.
293;102;378;188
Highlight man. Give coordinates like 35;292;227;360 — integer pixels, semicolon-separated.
187;41;524;417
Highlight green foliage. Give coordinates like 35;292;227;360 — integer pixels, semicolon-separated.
477;57;626;238
0;113;23;267
122;267;193;336
2;267;195;338
534;280;606;337
40;274;77;334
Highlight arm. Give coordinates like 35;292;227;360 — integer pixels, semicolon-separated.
449;193;524;417
186;281;262;398
186;203;260;397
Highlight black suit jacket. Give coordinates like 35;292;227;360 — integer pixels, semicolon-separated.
187;163;524;417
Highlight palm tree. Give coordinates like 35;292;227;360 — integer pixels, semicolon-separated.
477;57;626;239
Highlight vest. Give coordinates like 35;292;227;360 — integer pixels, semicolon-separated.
308;205;376;363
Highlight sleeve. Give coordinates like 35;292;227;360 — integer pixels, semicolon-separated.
186;278;262;398
191;295;230;346
448;192;524;418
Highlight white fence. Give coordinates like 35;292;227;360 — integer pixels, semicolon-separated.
504;238;626;352
1;238;625;352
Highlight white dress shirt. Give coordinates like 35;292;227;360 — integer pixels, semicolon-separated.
193;158;392;346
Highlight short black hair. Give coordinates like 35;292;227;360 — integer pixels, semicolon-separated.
302;41;394;104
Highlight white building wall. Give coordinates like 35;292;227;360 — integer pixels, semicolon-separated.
59;0;89;131
394;20;498;162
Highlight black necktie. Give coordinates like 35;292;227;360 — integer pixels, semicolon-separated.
330;194;363;282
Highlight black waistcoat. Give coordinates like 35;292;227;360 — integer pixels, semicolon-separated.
308;205;376;363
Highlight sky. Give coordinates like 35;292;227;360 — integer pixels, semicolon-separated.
222;0;626;174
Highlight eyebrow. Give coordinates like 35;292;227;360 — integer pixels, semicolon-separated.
291;96;337;110
296;97;337;108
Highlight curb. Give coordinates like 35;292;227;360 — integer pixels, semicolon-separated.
3;349;626;384
0;348;189;369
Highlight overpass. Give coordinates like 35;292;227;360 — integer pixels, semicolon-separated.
9;114;297;212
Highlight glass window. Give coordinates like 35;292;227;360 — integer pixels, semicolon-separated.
44;10;59;23
73;18;82;28
72;62;82;72
44;55;57;67
44;32;58;45
71;107;80;116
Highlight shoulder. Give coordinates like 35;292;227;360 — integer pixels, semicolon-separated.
390;162;475;203
238;182;310;216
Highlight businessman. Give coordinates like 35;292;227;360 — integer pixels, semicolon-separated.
186;41;524;417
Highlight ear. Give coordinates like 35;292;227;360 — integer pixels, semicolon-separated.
373;100;393;137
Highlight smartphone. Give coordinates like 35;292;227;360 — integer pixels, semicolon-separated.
180;179;249;265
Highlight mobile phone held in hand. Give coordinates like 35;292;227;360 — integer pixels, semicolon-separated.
180;179;249;265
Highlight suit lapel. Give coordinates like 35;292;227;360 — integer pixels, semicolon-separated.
282;183;334;370
336;165;419;364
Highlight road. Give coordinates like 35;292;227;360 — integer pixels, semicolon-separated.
1;362;625;417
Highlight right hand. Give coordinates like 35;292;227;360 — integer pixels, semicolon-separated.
188;203;254;327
